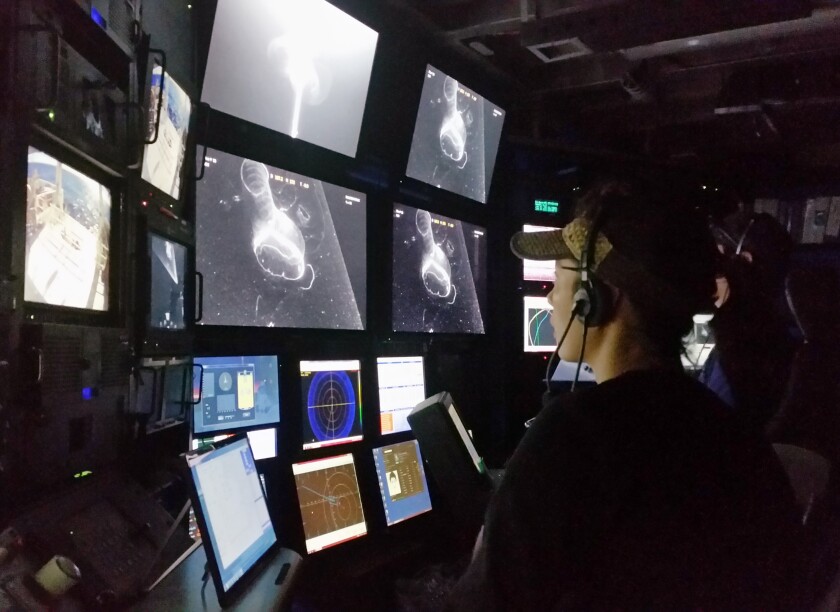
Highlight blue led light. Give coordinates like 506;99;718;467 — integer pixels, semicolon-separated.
90;7;106;29
82;387;94;400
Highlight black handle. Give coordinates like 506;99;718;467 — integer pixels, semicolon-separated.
195;271;203;322
145;48;167;145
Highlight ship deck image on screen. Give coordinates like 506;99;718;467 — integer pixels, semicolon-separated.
196;148;366;329
300;360;363;450
25;148;111;311
405;65;505;204
201;0;378;158
372;440;433;526
292;454;367;553
193;355;281;435
141;66;191;200
150;234;186;329
392;204;485;334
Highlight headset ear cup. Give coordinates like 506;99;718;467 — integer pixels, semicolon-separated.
573;287;591;324
583;278;613;327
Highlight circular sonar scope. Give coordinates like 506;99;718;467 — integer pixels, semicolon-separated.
306;370;357;441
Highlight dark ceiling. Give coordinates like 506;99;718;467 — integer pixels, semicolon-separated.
392;0;840;182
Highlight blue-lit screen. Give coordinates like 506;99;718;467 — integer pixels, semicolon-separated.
372;440;433;526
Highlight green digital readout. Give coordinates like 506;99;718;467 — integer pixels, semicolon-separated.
534;199;559;213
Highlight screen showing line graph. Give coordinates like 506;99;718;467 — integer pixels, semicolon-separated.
292;453;367;553
523;295;556;352
300;359;363;450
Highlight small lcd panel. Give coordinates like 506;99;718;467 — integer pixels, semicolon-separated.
392;204;486;334
682;314;714;370
193;355;281;435
300;360;363;450
201;0;378;157
186;437;276;603
372;440;433;526
292;453;367;554
191;427;278;461
377;356;426;435
523;296;556;352
141;66;191;200
25;147;111;311
522;224;558;282
149;233;187;330
196;148;366;329
551;360;596;383
405;65;506;204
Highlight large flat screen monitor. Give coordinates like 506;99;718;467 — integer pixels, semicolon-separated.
192;355;281;435
523;295;556;352
25;147;111;312
521;224;559;282
392;204;486;334
377;356;426;435
405;65;506;204
190;427;278;461
292;453;367;554
372;440;433;526
141;66;191;200
186;436;277;606
300;359;363;450
196;148;366;329
201;0;378;158
149;232;187;330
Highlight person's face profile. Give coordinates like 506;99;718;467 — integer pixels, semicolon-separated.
547;258;585;362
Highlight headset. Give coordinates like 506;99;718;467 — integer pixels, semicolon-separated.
575;205;613;328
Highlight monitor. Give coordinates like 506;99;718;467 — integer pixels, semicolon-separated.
405;65;506;204
201;0;378;158
682;313;714;370
141;65;192;201
291;453;367;554
191;427;278;461
372;440;433;526
377;356;426;435
196;148;366;329
192;355;281;435
299;359;363;450
521;224;559;282
185;436;277;606
523;295;556;352
25;147;112;312
392;204;486;334
149;232;187;330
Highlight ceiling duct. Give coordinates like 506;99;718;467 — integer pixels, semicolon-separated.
527;37;591;63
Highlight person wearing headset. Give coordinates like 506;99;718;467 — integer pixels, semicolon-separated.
445;180;799;611
701;212;797;432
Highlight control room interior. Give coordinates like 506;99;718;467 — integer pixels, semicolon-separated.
3;0;840;609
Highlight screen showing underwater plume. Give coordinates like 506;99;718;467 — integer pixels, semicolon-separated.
196;148;366;329
392;204;486;334
201;0;378;158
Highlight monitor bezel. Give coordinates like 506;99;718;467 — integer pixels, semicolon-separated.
371;439;434;526
191;354;282;436
23;134;123;326
184;433;279;607
137;213;194;357
298;358;364;451
139;62;196;209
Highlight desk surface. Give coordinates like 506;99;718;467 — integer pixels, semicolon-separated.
130;545;302;611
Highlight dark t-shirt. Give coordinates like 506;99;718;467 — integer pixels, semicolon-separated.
447;369;800;611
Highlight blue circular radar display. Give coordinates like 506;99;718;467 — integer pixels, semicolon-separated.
307;371;357;441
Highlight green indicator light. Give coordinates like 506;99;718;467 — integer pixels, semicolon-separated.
47;109;56;122
73;470;93;479
534;199;559;213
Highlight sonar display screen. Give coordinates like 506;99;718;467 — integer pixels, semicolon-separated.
201;0;378;157
300;359;363;450
25;148;111;312
149;233;187;330
405;65;505;204
392;204;486;334
141;66;191;200
193;355;281;435
196;148;366;329
292;453;367;554
523;295;556;352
